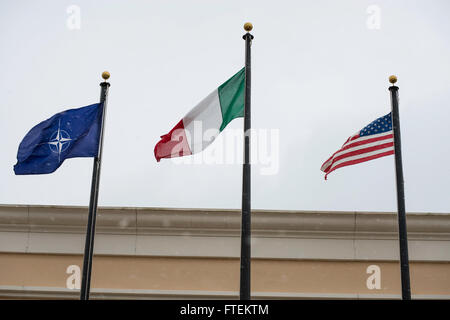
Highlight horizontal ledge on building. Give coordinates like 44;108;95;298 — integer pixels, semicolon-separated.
1;205;450;261
0;204;449;240
0;285;448;300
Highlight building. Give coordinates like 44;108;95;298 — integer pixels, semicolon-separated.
0;204;449;299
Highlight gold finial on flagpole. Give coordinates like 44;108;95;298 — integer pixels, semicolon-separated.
389;75;397;84
244;22;253;32
102;71;110;81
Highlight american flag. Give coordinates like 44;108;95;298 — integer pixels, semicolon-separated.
321;113;394;179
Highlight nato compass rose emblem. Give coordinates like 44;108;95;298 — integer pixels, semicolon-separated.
47;120;72;162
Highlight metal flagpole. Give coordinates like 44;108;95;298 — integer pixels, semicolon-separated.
240;22;253;300
388;75;412;300
80;71;111;300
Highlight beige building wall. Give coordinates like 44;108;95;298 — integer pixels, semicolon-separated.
0;205;449;299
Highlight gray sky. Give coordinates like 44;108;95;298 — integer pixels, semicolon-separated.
1;0;450;212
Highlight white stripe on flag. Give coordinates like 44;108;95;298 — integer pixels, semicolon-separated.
327;145;395;172
333;135;393;159
342;130;393;148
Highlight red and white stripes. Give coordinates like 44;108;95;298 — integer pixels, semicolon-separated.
321;131;394;179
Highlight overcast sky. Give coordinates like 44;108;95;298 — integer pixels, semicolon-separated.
1;0;449;212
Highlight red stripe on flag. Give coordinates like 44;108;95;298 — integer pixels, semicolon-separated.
154;119;192;162
320;133;393;173
324;149;394;180
341;134;393;151
329;141;394;164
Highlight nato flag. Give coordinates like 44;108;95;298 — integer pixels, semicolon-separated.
14;103;103;175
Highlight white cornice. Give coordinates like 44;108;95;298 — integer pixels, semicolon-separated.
0;205;449;261
0;204;449;240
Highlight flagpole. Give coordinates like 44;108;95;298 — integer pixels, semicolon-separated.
240;22;253;300
388;75;411;300
80;71;111;300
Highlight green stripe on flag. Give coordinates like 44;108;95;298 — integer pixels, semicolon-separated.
218;68;245;132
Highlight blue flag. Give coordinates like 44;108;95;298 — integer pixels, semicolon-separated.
14;103;103;175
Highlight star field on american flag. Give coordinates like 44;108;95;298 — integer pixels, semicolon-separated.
321;113;394;179
360;113;392;136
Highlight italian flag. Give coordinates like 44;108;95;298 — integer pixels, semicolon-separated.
154;68;245;161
